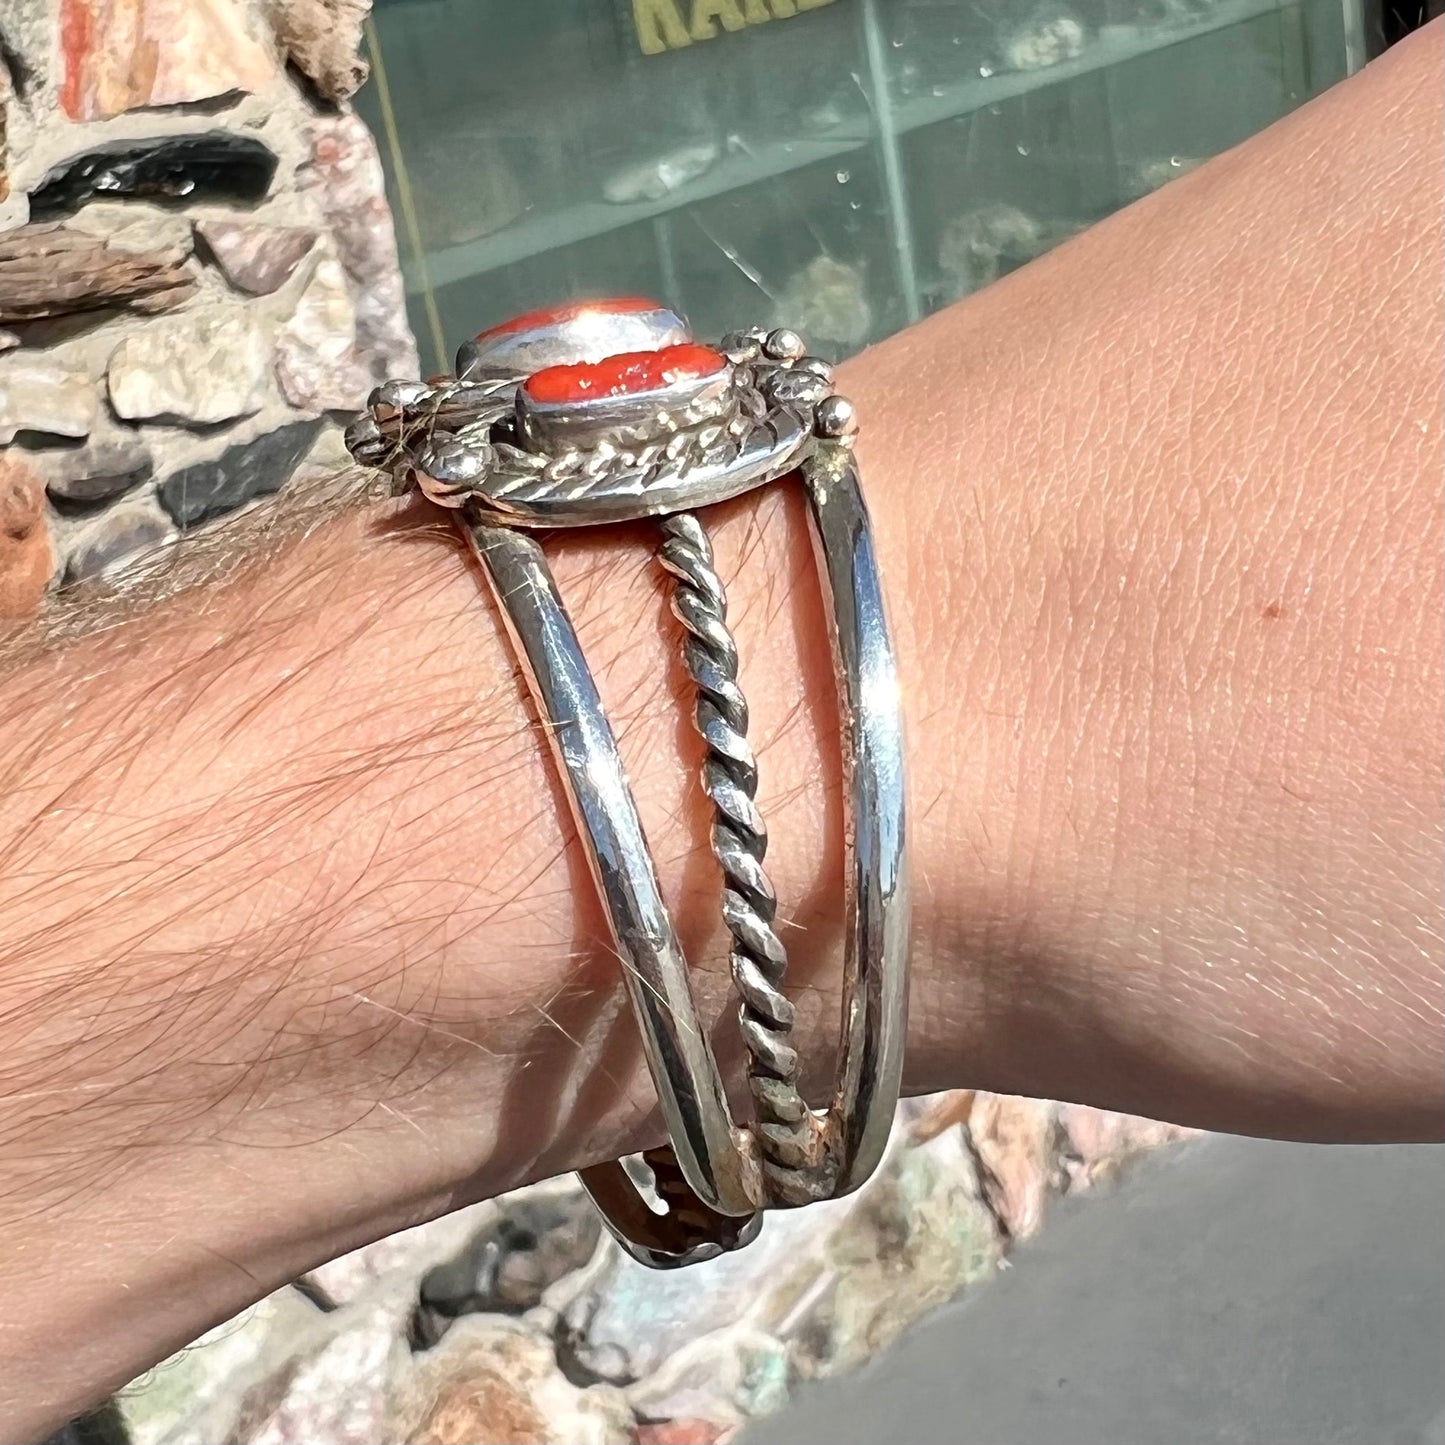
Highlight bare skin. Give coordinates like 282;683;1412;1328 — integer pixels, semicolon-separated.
0;25;1440;1440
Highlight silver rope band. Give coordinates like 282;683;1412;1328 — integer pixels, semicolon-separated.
658;512;820;1203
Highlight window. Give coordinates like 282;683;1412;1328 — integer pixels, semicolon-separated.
356;0;1364;374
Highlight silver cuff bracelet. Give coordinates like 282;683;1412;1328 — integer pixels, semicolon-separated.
345;299;909;1269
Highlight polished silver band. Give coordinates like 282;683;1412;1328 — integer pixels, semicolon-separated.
346;309;908;1267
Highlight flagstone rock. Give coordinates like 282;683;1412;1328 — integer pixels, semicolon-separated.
118;1294;315;1445
266;0;372;104
62;496;172;583
244;1302;404;1445
157;417;323;527
44;437;154;505
0;354;96;442
966;1092;1062;1241
0;452;52;617
274;253;370;412
0;223;196;326
196;218;317;297
59;0;276;122
390;1318;632;1445
107;305;269;425
298;114;418;385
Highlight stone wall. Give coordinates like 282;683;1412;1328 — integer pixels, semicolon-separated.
0;0;415;615
113;1094;1193;1445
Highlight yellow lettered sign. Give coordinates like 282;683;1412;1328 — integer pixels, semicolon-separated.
632;0;836;56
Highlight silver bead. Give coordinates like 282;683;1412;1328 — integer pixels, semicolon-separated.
369;379;431;412
796;357;835;382
415;438;492;506
420;438;488;481
763;328;806;363
815;394;860;442
739;385;768;421
343;413;388;466
454;338;486;381
720;329;764;363
765;369;830;407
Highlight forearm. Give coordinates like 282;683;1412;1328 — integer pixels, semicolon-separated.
2;25;1441;1436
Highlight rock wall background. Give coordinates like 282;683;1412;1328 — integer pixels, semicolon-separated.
0;0;414;615
112;1095;1192;1445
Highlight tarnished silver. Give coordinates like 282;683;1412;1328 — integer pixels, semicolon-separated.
658;512;820;1204
347;302;909;1268
581;1151;762;1271
430;371;811;527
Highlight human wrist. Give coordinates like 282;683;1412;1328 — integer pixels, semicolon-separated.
3;30;1440;1432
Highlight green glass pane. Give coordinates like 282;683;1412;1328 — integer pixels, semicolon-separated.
354;0;1369;374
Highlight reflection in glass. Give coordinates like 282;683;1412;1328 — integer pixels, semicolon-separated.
355;0;1363;375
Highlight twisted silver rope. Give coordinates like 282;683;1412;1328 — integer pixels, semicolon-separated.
658;512;820;1204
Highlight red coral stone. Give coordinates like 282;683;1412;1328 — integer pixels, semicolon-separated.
524;344;726;405
475;297;663;343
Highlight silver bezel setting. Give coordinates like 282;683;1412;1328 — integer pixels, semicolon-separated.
456;301;690;380
349;324;851;525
